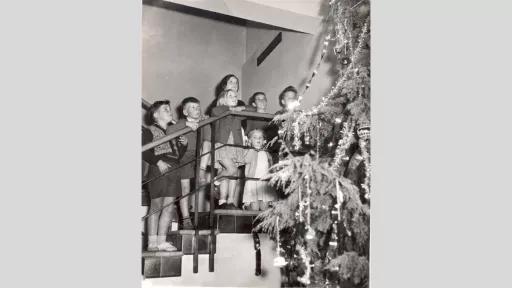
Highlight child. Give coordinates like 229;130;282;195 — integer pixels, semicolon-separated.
142;100;187;251
166;97;211;224
246;92;271;137
241;129;276;211
275;85;299;115
211;89;256;209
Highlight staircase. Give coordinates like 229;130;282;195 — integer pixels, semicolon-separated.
142;209;266;278
141;105;278;284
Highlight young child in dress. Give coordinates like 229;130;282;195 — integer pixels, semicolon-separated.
211;89;256;209
165;97;210;228
142;100;187;251
241;129;276;211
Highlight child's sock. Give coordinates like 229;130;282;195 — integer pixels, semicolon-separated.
157;235;167;245
218;199;226;205
148;235;158;248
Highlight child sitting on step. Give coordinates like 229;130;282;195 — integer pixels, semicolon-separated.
241;129;276;211
211;89;256;209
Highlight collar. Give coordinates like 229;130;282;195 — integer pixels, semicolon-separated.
186;117;200;123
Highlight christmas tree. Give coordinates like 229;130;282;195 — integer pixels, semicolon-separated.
255;0;371;287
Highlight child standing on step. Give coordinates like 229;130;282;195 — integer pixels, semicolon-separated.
241;129;276;211
142;100;188;251
246;92;271;141
166;97;211;226
211;89;256;209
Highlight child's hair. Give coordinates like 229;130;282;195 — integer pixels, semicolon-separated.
215;74;240;97
178;97;200;119
248;92;266;106
216;89;237;106
181;96;200;110
248;128;264;140
278;86;298;108
146;100;170;125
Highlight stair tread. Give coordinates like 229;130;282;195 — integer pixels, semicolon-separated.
178;229;218;235
214;209;261;216
142;250;183;257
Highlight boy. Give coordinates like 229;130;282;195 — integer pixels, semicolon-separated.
275;86;299;115
166;97;211;224
246;92;271;136
142;100;187;251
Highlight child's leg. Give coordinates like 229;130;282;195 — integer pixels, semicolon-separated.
232;169;243;207
148;197;163;250
227;179;238;207
218;179;229;206
180;179;193;229
156;196;178;251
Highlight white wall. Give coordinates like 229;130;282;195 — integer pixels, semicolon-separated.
143;3;247;114
242;23;339;113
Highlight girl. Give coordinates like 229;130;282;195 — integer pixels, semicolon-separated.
241;129;276;211
211;89;255;209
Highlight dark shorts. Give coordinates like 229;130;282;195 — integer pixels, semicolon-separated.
147;165;182;199
180;161;196;179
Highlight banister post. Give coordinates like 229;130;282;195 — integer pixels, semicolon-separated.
209;122;216;272
193;128;202;274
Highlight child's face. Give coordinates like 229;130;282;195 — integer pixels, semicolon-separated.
249;130;265;149
281;91;298;110
225;90;238;107
225;76;239;93
154;104;173;124
183;102;201;120
253;94;267;111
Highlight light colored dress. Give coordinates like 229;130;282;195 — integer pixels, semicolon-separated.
242;150;276;204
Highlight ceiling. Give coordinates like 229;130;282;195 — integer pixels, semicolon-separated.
162;0;324;34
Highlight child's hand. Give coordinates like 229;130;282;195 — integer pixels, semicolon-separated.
156;160;172;174
231;106;246;112
186;121;199;131
178;136;188;145
200;115;209;121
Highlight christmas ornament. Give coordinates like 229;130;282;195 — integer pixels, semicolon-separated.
341;56;351;66
305;227;316;240
273;256;287;267
273;217;287;267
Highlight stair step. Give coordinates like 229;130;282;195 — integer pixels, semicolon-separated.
142;251;183;257
142;251;182;278
214;209;261;216
178;229;218;235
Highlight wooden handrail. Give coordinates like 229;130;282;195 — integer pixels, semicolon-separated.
142;110;275;152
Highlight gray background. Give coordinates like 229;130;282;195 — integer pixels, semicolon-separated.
1;0;512;287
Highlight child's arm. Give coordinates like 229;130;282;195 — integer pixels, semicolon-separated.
142;128;171;172
211;105;230;117
243;104;257;112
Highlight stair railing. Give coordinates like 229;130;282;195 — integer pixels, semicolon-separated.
142;105;274;274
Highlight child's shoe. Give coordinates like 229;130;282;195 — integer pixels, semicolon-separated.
157;242;178;252
182;218;194;230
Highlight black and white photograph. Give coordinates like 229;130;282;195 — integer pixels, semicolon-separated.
141;0;370;286
5;1;512;288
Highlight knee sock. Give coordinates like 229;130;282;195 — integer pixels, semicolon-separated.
218;199;226;205
148;235;157;247
157;235;167;245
